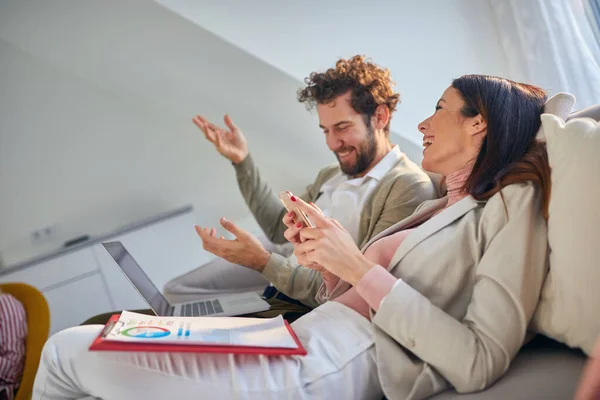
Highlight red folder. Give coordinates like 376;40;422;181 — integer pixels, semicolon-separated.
89;314;307;356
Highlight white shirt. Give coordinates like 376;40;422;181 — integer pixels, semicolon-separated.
314;145;402;243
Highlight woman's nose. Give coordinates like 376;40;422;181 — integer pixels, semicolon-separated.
418;119;429;134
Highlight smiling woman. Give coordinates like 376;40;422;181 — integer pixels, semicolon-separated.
421;75;551;218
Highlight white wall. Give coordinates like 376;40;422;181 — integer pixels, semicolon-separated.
155;0;509;145
0;0;332;265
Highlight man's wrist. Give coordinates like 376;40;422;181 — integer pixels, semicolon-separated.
231;152;249;165
253;250;271;273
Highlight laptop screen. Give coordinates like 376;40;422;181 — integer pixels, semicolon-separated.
102;241;171;315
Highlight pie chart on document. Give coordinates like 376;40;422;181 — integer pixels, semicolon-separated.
121;326;171;338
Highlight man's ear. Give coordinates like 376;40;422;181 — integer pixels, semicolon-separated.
372;104;390;131
468;114;487;137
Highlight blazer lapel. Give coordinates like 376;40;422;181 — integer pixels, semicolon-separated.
386;196;480;270
330;197;448;299
361;197;447;251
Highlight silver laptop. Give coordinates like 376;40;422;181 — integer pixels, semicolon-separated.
102;241;270;317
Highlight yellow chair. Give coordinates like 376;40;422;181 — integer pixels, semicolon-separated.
0;283;50;400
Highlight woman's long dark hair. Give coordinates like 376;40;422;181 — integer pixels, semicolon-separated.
452;75;551;219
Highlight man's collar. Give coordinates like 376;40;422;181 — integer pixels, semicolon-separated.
364;145;402;182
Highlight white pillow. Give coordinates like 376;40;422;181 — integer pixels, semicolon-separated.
536;92;575;140
531;114;600;355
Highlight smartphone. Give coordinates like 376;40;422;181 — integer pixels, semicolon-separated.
279;191;315;228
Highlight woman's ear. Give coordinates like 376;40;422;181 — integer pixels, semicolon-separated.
372;104;390;131
468;114;487;137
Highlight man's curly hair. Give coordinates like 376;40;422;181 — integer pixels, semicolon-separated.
297;55;400;134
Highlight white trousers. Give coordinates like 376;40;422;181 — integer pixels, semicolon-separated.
33;302;383;400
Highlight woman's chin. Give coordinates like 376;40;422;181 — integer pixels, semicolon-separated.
420;160;446;179
420;157;436;174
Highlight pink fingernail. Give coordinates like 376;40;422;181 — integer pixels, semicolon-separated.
291;196;297;202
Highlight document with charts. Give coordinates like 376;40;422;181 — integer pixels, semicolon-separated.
100;310;299;349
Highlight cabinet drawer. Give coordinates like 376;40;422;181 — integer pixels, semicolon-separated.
0;248;99;291
43;272;113;334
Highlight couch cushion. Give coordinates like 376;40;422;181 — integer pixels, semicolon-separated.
431;337;586;400
530;114;600;355
536;92;575;140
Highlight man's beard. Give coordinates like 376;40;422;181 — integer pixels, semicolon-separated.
336;124;378;177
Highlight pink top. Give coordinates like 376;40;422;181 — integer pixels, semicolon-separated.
325;166;472;319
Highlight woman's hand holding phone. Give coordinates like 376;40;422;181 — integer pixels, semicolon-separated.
280;191;324;243
282;211;303;245
280;192;337;281
279;191;315;228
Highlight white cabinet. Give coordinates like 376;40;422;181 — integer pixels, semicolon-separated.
0;205;206;334
0;248;99;291
43;272;113;334
0;247;113;334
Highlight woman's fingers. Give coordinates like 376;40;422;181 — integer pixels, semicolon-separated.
282;211;297;228
284;219;307;244
298;227;324;242
293;197;329;227
309;202;324;215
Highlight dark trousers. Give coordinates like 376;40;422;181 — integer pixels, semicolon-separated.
80;289;312;326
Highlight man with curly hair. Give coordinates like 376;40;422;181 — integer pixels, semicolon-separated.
163;55;438;316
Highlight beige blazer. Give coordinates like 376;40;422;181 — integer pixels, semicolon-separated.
233;152;438;307
319;182;549;399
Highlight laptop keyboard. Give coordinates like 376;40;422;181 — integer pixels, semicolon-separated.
180;299;224;316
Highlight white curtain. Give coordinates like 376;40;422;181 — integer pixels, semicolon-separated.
489;0;600;109
585;0;600;44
